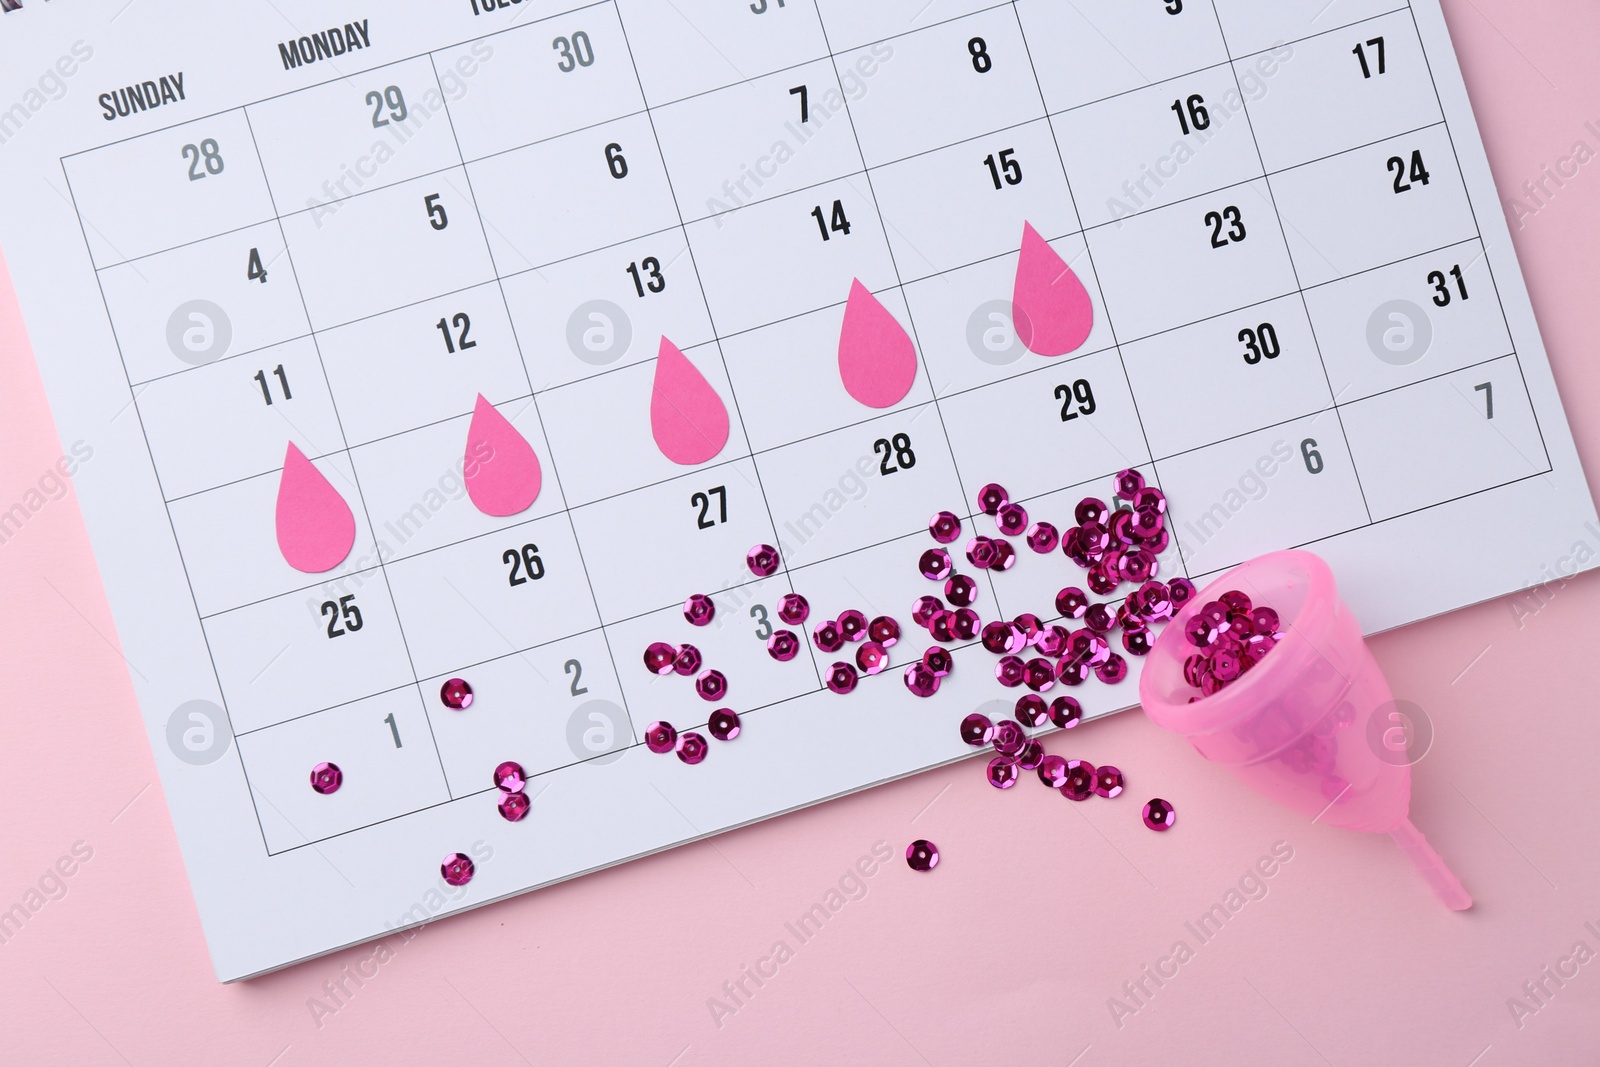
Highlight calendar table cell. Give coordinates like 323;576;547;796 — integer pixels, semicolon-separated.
1014;0;1230;113
903;234;1115;399
433;8;645;160
279;170;496;329
1160;411;1369;577
1089;179;1296;340
238;689;451;854
608;576;821;735
939;349;1153;505
351;396;566;563
1123;293;1333;458
754;410;964;569
64;110;276;268
871;117;1080;280
1054;63;1267;230
655;60;866;223
1338;356;1548;523
317;284;529;445
422;630;629;797
1239;10;1441;174
247;57;465;213
569;457;779;623
686;174;898;335
136;337;345;501
382;512;602;680
168;451;380;617
614;0;830;104
467;112;680;275
501;229;714;392
1305;239;1509;405
203;571;414;735
834;9;1045;168
719;286;933;453
1269;124;1474;288
811;0;1001;54
537;340;748;506
98;222;310;386
1209;0;1404;60
787;533;975;654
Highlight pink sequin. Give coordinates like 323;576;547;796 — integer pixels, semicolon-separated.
813;620;845;652
826;662;859;694
961;713;996;747
1035;625;1069;658
1115;469;1145;500
993;719;1026;756
929;611;956;643
996;503;1029;537
1143;798;1176;831
991;539;1018;571
919;548;953;581
1056;660;1090;686
912;596;944;628
951;608;980;642
695;670;728;702
906;839;940;871
1094;765;1125;798
498;792;530;822
778;593;811;625
440;678;474;710
768;630;800;661
904;662;940;697
1056;587;1089;619
977;483;1009;516
683;594;716;626
1026;521;1060;553
493;761;526;793
1168;577;1196;607
310;762;342;795
837;610;868;642
869;615;901;646
1014;694;1049;727
441;853;475;886
1024;658;1056;693
1049;696;1083;729
709;708;741;741
929;511;962;544
746;544;781;577
856;641;888;675
673;644;703;676
677;732;709;764
944;574;978;607
1037;754;1069;788
1060;759;1096;801
923;646;954;677
1017;741;1045;771
645;721;678;754
996;655;1026;688
987;756;1021;789
966;536;998;570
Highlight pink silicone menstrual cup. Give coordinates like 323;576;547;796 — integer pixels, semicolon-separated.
1140;550;1471;910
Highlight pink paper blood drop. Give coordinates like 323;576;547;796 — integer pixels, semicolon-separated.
464;394;542;517
275;442;356;573
838;279;917;409
651;337;730;465
1013;221;1093;356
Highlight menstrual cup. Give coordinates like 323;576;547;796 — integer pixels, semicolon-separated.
1139;550;1471;910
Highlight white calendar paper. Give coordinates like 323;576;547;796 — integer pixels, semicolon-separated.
1;0;1593;980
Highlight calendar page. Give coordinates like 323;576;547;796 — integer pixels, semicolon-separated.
0;0;1593;980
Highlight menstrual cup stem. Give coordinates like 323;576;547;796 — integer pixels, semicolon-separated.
1390;819;1472;911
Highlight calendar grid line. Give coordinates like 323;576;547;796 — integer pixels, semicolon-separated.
58;162;276;857
422;49;644;752
1006;1;1184;583
237;107;457;803
609;0;829;691
1203;3;1377;527
1400;2;1556;474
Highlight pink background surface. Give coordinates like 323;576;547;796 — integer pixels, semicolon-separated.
4;1;1600;1063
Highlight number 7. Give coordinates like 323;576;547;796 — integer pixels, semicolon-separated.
789;84;808;123
1474;381;1494;419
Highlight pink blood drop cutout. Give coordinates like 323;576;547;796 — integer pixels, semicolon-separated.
838;278;917;409
651;336;730;465
275;442;356;573
1013;221;1094;356
464;394;542;517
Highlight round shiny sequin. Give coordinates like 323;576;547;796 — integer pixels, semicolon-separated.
1220;590;1253;615
995;655;1026;688
1115;469;1145;500
1143;798;1177;831
813;620;845;653
493;761;526;793
929;611;956;643
906;839;940;872
987;755;1021;789
977;483;1009;516
1026;521;1060;554
991;538;1018;571
950;608;980;642
673;644;703;676
1024;658;1056;693
869;616;901;646
960;713;996;747
645;721;678;754
1168;577;1196;607
826;662;859;694
695;669;728;702
929;511;962;544
919;548;954;581
1013;614;1043;643
981;621;1014;655
855;641;888;675
923;646;954;678
767;630;800;661
837;610;868;642
746;544;781;577
992;718;1026;757
440;678;474;710
1060;759;1096;801
1017;741;1045;771
1094;765;1125;798
996;503;1029;537
1075;497;1108;526
498;792;530;822
441;853;475;886
1087;564;1118;596
310;762;342;795
944;574;978;608
903;662;940;697
912;596;944;628
1056;659;1090;687
708;708;741;741
1035;625;1069;658
1084;603;1114;634
1122;629;1152;657
966;536;998;570
1049;696;1083;729
1251;606;1280;633
1014;693;1049;727
1037;754;1069;788
676;731;709;764
1096;653;1128;685
1056;586;1089;619
778;593;811;625
683;594;716;627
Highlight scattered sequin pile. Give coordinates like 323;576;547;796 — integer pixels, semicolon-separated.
1180;589;1283;699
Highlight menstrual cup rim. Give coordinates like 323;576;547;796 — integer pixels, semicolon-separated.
1140;550;1341;738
